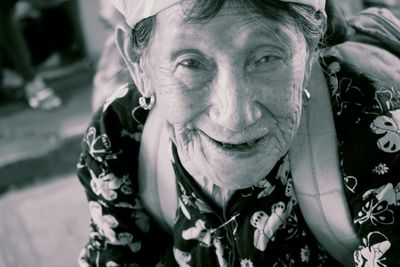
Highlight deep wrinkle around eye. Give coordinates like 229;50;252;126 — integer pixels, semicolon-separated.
173;58;215;90
170;48;208;64
172;48;216;71
246;49;286;73
178;58;206;70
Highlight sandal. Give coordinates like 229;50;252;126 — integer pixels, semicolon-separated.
28;88;62;110
25;77;62;110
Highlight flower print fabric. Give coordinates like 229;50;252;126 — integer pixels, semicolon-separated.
325;56;400;266
77;55;400;266
77;84;173;266
171;146;334;267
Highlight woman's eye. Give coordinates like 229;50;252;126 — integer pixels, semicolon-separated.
174;56;213;90
178;59;205;70
254;55;280;66
248;54;283;72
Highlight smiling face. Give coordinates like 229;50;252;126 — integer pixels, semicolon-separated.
138;3;311;189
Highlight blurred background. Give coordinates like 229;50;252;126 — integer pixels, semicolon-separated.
0;0;399;266
0;1;113;266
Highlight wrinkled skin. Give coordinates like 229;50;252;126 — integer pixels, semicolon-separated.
132;3;311;190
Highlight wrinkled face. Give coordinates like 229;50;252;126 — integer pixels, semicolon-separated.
142;3;310;189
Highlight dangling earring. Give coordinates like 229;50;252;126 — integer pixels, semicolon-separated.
139;95;155;110
303;89;311;104
131;95;155;131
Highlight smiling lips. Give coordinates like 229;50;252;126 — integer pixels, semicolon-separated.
208;134;266;152
199;129;267;152
216;138;260;149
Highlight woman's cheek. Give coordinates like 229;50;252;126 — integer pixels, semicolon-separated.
155;80;210;125
252;52;306;105
253;74;298;116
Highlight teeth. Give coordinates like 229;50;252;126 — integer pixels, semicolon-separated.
222;143;233;149
221;141;256;149
216;137;262;149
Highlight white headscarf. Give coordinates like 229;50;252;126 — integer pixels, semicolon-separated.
110;0;326;28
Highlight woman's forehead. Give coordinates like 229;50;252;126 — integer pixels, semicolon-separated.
155;3;299;43
110;0;324;28
160;1;291;25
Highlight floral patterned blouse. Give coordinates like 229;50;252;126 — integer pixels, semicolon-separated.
77;55;400;267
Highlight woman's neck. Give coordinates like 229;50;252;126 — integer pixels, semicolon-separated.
194;175;236;209
176;148;236;209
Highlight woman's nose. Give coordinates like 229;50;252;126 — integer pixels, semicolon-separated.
210;69;262;132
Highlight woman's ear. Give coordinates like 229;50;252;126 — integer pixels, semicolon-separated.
115;25;154;97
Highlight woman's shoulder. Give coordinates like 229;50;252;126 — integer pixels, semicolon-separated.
80;84;148;176
96;83;147;129
320;6;400;91
320;44;400;116
319;39;400;266
319;46;400;191
89;83;148;143
321;41;400;89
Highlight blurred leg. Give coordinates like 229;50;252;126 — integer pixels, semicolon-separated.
0;51;4;89
0;0;35;81
41;0;86;62
62;0;86;57
0;0;61;110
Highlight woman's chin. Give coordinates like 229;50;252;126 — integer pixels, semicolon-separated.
202;156;276;190
176;129;285;190
197;140;282;190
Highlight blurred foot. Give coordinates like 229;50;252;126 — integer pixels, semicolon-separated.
25;76;62;110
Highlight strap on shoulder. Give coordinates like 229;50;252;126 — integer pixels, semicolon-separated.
138;105;177;233
289;62;359;266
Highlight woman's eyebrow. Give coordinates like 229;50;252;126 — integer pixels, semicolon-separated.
170;48;205;60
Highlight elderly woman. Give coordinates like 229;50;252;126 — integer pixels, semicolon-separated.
77;0;400;266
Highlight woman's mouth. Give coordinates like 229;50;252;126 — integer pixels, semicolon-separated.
199;130;267;154
214;138;261;150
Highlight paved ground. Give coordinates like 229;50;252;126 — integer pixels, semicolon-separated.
0;174;89;267
0;64;95;267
